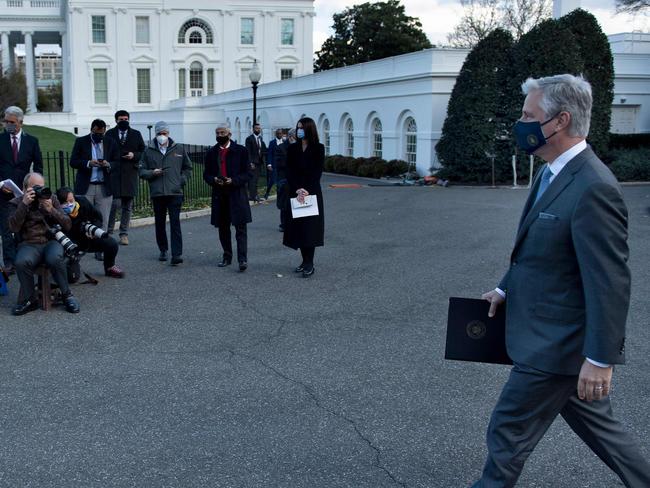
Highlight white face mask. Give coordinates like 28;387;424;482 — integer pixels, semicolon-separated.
156;134;168;146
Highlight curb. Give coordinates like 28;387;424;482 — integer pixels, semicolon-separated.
127;195;278;229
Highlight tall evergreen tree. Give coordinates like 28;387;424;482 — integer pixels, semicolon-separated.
559;9;614;156
314;0;432;72
508;19;584;177
436;29;515;182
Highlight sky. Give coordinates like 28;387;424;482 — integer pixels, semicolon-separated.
312;0;650;51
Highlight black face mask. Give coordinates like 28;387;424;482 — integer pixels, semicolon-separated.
117;120;129;131
91;132;104;143
216;135;230;146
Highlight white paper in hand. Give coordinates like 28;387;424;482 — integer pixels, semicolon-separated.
0;179;24;197
290;195;319;218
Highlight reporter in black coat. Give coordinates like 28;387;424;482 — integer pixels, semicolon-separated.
0;105;43;270
203;124;252;270
105;110;146;243
283;117;325;278
55;187;123;278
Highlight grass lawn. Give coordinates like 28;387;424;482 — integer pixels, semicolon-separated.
21;124;77;156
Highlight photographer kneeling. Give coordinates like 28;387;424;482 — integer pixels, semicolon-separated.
8;173;80;315
56;187;124;279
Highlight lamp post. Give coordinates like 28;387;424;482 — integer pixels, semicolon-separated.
249;60;262;127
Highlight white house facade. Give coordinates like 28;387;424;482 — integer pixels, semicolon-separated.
0;0;315;118
125;33;650;175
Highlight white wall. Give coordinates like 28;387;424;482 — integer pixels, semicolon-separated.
65;0;314;121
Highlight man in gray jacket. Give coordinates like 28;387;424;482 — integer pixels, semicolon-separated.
474;74;650;487
139;121;192;265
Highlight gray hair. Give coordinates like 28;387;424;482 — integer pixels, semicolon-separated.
521;74;592;138
216;122;231;133
4;106;24;122
23;172;44;189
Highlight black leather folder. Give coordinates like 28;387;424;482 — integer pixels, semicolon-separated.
444;297;512;365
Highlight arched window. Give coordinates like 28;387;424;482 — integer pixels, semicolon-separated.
323;118;330;156
404;117;417;165
345;118;354;156
235;118;241;143
178;19;213;44
372;118;382;158
190;61;203;97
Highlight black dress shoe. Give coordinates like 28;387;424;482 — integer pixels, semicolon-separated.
63;294;80;313
218;257;232;267
294;264;304;273
94;252;104;261
12;298;39;316
159;251;168;261
239;261;248;272
170;256;183;265
302;266;315;278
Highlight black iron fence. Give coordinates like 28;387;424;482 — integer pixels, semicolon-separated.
41;144;270;214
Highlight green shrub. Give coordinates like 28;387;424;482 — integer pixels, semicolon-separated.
324;155;409;178
609;133;650;150
608;148;650;181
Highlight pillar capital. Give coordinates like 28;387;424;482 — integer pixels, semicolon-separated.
22;30;35;36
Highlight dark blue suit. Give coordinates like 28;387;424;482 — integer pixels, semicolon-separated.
0;130;42;267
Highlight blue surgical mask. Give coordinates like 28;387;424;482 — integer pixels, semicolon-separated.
513;113;559;154
296;129;305;139
61;203;75;214
5;123;17;135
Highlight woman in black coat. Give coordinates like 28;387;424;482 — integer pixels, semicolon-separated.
283;117;325;278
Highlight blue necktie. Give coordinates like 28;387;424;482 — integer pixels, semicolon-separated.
534;165;553;204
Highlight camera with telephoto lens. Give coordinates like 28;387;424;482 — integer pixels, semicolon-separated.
48;224;79;258
82;222;108;239
32;185;52;199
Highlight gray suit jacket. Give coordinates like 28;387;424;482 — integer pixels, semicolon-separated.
499;146;629;375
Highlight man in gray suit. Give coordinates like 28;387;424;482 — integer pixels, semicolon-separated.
474;74;650;487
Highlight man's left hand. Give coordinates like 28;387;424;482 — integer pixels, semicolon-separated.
124;152;134;160
39;198;54;214
577;360;613;402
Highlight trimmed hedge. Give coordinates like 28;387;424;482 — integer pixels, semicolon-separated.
609;133;650;150
324;155;410;178
608;148;650;181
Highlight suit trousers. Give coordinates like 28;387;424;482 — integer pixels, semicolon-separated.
152;195;183;257
80;236;119;270
108;196;133;236
473;363;650;488
216;195;247;263
248;165;260;200
83;183;113;232
0;197;16;266
15;241;71;299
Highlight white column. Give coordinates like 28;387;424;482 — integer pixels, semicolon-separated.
23;31;37;113
60;30;70;112
1;32;10;75
553;0;581;18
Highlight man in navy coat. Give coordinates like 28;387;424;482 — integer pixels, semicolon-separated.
203;123;252;271
0;106;43;273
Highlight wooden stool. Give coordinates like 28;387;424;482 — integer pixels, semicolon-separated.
17;264;53;311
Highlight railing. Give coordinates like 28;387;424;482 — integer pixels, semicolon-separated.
2;0;60;7
41;144;269;214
